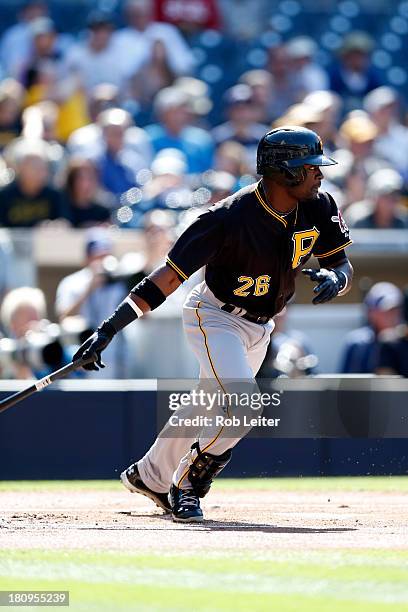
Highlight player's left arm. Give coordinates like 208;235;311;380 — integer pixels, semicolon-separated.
302;253;353;305
303;192;353;304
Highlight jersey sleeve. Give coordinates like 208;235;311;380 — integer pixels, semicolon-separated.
166;209;225;281
312;192;353;261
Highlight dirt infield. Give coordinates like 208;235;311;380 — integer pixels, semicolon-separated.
1;485;407;552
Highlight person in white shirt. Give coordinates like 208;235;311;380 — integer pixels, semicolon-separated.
64;11;127;95
113;0;195;80
0;0;47;78
364;86;408;182
55;229;128;378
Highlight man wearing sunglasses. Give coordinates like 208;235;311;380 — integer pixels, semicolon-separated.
73;126;353;523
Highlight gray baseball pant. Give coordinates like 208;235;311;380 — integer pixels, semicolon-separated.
137;281;274;492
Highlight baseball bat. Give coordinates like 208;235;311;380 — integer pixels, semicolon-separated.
0;358;89;414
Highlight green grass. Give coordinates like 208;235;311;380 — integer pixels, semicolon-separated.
1;475;408;492
1;549;408;612
1;478;408;611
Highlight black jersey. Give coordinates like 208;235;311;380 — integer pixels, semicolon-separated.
166;181;352;318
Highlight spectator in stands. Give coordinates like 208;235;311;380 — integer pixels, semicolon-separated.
55;229;128;378
20;17;61;90
0;0;48;78
147;86;214;173
0;229;14;301
127;39;176;112
87;83;120;123
97;108;147;199
113;0;195;81
363;86;408;182
302;90;342;152
329;114;386;209
328;31;382;113
0;79;24;150
154;0;221;36
347;168;408;229
20;101;66;180
0;286;50;379
266;44;300;121
205;170;236;204
67;105;152;172
376;289;408;377
143;209;175;272
239;69;275;124
286;36;329;96
340;282;403;374
215;140;252;180
63;158;111;228
20;18;89;142
136;148;194;226
173;76;213;128
258;306;318;378
0;139;65;227
64;11;127;95
212;84;268;173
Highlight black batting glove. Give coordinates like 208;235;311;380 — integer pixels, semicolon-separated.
73;321;116;371
302;268;345;305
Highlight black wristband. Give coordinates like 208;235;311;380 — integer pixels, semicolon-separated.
103;300;139;333
131;277;166;311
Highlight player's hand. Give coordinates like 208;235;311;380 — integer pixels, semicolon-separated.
73;322;115;371
302;268;345;305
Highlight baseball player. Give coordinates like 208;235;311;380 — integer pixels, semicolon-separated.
74;127;353;523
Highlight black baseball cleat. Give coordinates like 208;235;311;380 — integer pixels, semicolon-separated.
169;484;204;523
120;463;171;513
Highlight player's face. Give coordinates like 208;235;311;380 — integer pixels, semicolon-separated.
290;164;324;199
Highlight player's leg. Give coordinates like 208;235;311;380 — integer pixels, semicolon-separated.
170;301;273;522
130;302;253;511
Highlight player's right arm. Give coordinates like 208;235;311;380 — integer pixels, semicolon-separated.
73;264;182;371
74;208;225;371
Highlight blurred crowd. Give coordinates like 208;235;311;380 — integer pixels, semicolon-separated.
0;0;407;379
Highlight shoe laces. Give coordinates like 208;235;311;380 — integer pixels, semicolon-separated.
179;489;199;508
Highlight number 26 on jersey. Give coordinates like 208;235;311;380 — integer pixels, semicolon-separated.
233;275;271;297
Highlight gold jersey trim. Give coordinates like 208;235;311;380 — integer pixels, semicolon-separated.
166;257;188;281
254;184;288;228
314;240;353;259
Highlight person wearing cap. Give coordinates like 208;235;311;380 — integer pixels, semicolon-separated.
302;90;342;152
147;86;214;174
377;289;408;377
96;108;148;199
347;168;408;229
333;113;388;208
238;69;275;124
364;86;408;180
212;84;269;174
328;31;383;113
286;36;329;95
119;147;193;228
55;229;128;378
339;282;403;374
63;11;127;94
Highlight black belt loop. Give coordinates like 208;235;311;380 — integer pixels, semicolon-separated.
220;302;270;325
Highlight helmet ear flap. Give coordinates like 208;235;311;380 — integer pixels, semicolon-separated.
280;165;306;187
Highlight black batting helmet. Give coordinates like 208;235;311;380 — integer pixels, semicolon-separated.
256;126;337;186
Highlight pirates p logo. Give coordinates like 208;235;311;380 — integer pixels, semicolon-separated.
292;227;320;269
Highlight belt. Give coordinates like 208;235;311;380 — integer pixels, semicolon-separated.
220;303;270;325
